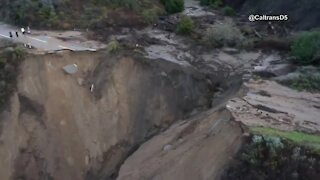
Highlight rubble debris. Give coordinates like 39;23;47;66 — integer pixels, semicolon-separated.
63;64;78;74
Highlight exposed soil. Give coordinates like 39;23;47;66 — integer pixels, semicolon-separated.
0;0;319;180
117;109;245;180
0;50;217;180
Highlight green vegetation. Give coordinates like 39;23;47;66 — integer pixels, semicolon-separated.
176;16;195;35
222;134;320;180
161;0;184;14
200;0;223;8
251;127;320;151
13;46;25;60
284;73;320;92
0;46;26;108
143;7;163;24
204;20;245;47
4;0;60;27
290;31;320;65
107;40;120;53
1;0;160;29
93;0;141;10
223;6;235;16
280;67;320;92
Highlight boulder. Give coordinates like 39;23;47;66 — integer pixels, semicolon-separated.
63;64;78;74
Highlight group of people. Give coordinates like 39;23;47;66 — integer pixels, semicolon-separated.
8;26;32;48
9;31;19;38
9;26;31;38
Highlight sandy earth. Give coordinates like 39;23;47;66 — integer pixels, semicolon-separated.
0;0;318;179
0;21;268;180
117;109;244;180
0;1;253;179
0;52;101;180
0;50;214;180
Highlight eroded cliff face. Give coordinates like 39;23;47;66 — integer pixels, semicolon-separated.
117;109;244;180
0;51;213;180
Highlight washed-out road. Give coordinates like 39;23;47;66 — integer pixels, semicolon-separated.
0;22;96;52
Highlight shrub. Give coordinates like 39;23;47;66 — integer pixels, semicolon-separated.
93;0;140;10
222;133;320;180
2;0;155;28
13;46;26;61
204;20;245;47
284;73;320;92
223;6;235;16
115;0;140;10
143;8;161;24
107;40;120;53
6;0;61;27
161;0;184;14
0;46;25;109
290;31;320;65
176;15;195;35
200;0;223;8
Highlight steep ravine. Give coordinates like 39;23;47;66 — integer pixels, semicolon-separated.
0;50;219;180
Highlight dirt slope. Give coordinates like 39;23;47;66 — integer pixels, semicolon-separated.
0;51;213;180
117;109;244;180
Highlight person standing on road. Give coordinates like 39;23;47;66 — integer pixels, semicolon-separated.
9;32;12;38
15;31;19;37
21;28;25;34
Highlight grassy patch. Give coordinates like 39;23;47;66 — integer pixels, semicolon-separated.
0;46;26;108
251;127;320;151
290;31;320;65
142;7;163;24
204;19;245;47
281;71;320;92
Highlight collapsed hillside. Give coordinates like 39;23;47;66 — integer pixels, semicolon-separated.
0;50;216;180
117;108;245;180
0;0;319;179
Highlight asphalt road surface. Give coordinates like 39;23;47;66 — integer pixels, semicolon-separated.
0;22;96;52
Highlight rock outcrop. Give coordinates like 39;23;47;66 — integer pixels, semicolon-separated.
227;80;320;133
